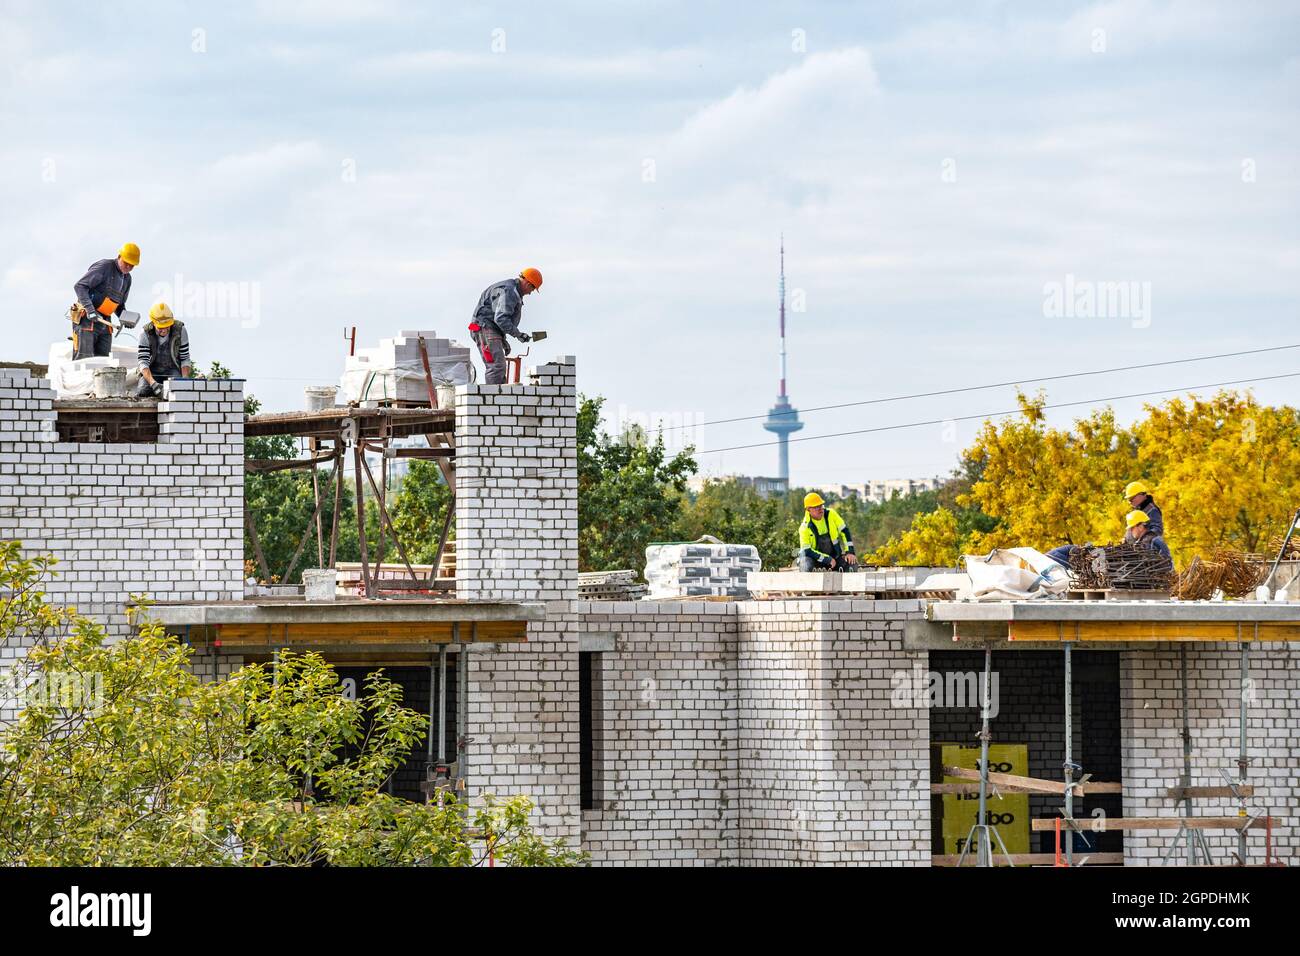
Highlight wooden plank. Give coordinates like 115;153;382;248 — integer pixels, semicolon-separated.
214;620;526;645
1167;786;1255;799
1010;621;1300;643
932;782;1121;796
933;852;1124;867
1032;816;1272;832
942;765;1121;796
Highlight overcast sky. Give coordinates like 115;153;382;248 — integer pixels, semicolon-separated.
3;1;1297;487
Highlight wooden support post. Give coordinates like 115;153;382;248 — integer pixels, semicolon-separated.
245;507;271;582
354;439;372;598
329;443;343;568
311;437;324;569
430;494;455;584
283;457;338;583
361;453;419;582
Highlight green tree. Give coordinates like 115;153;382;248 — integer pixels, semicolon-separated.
671;479;796;570
0;544;583;867
388;461;454;565
578;396;697;574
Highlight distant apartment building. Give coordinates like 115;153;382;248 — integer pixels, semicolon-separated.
815;477;945;504
687;474;789;498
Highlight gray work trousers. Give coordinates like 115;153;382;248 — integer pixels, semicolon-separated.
73;322;113;359
470;326;508;385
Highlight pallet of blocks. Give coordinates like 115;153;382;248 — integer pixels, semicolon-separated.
644;539;761;600
340;330;473;405
579;569;648;601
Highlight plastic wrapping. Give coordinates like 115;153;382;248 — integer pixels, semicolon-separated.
644;539;762;599
961;547;1071;601
340;331;473;406
46;339;142;399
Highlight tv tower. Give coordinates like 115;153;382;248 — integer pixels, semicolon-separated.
762;235;803;483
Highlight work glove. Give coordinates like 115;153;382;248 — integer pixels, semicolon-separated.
151;382;165;398
516;332;531;342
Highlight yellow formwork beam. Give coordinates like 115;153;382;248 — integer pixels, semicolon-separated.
1008;621;1300;643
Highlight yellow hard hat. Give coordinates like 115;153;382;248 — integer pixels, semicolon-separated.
149;301;175;328
803;492;825;509
1124;480;1150;500
519;267;543;291
119;242;141;266
1125;509;1150;529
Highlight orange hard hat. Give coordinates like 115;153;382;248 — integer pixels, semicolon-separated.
519;267;543;291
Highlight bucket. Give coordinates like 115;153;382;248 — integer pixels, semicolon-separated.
305;385;338;412
436;384;456;410
302;569;338;602
92;366;128;399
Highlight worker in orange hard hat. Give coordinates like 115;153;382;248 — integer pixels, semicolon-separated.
71;242;140;359
468;267;542;384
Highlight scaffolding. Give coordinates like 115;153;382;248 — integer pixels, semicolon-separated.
244;404;456;598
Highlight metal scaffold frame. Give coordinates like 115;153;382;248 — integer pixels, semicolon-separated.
243;402;457;599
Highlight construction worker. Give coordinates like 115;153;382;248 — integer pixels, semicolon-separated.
72;242;139;359
799;492;857;571
1048;510;1172;571
468;267;542;385
1123;480;1164;538
135;303;192;398
1123;509;1173;570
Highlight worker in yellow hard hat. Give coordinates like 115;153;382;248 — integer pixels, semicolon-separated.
71;242;140;359
468;267;543;384
798;492;857;571
1122;480;1164;538
1123;509;1173;570
134;302;193;398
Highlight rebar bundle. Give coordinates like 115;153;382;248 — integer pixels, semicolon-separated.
1269;533;1300;561
1213;549;1268;598
1171;556;1222;601
1172;549;1269;600
1067;543;1174;591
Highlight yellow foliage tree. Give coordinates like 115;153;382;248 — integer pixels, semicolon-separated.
869;389;1300;569
1133;393;1300;556
869;506;963;566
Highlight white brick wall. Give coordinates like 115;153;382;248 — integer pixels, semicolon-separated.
578;601;739;865
1120;642;1300;866
454;359;577;602
0;371;244;722
463;602;582;844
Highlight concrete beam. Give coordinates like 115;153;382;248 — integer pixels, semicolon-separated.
927;600;1300;623
144;599;546;627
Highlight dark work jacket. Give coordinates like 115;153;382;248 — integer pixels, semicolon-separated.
470;278;525;338
1136;495;1164;538
74;258;132;325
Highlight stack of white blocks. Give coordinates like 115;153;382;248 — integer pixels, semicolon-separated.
645;542;761;599
341;330;473;404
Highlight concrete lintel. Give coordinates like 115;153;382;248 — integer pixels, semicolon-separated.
146;599;546;627
927;600;1300;624
579;631;618;653
903;619;1142;652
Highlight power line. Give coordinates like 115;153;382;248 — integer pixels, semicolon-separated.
655;342;1300;433
696;370;1300;455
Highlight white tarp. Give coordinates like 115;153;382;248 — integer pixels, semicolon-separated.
46;339;142;398
340;330;473;405
961;547;1071;601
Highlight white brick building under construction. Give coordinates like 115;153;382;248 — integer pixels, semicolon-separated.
1;360;1297;866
